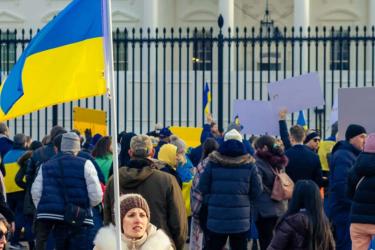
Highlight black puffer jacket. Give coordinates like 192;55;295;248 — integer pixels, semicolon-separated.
267;212;309;250
348;152;375;224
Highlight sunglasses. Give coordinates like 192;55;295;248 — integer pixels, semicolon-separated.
313;138;321;142
0;230;10;240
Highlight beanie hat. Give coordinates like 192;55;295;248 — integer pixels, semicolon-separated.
61;132;81;154
120;194;150;222
159;127;172;138
158;144;178;167
364;133;375;153
224;129;243;142
303;131;320;144
345;124;367;141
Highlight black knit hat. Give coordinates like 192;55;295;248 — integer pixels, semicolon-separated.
304;131;320;144
345;124;367;141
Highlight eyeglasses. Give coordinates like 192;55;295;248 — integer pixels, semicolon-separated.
313;138;321;142
0;230;10;240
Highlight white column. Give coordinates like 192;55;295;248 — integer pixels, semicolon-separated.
143;0;158;33
219;0;234;35
369;0;375;27
294;0;310;31
293;0;310;73
219;0;234;73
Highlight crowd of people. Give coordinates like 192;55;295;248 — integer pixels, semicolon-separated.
0;109;373;250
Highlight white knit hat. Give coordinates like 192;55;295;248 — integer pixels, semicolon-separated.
224;129;243;142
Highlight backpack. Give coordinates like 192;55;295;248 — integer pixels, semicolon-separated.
270;168;294;201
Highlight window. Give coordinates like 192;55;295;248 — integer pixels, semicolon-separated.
193;31;212;71
113;31;128;71
257;52;281;71
0;31;16;73
330;31;349;70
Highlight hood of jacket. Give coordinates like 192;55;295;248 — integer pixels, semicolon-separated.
332;140;361;156
208;150;255;167
119;157;165;189
354;152;375;176
94;223;173;250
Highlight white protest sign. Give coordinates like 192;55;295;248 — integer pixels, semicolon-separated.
233;100;280;136
268;72;325;113
338;87;375;140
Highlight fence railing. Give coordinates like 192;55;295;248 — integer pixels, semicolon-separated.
1;16;375;140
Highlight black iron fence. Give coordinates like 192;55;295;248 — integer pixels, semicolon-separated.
1;16;375;140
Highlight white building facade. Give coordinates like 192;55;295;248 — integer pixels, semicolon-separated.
0;0;373;31
0;0;373;138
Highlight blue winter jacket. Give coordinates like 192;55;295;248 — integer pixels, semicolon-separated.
198;140;262;234
327;140;361;224
36;153;94;225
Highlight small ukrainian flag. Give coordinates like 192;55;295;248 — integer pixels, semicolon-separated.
297;110;308;130
203;82;211;114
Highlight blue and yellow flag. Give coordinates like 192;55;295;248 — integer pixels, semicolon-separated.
297;110;308;130
203;82;211;114
0;0;108;121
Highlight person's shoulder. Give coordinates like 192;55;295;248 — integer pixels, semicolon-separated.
93;224;116;250
144;228;173;249
284;212;309;231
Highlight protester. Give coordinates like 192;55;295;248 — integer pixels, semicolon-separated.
253;135;289;250
0;214;10;250
170;135;194;183
198;129;262;250
226;121;254;155
279;110;324;187
31;132;102;250
328;124;367;250
94;193;173;250
103;135;187;250
188;113;219;167
154;127;172;158
304;130;321;153
267;180;335;250
347;133;375;250
92;136;113;183
118;132;136;167
158;144;182;188
0;123;13;177
15;140;42;250
2;134;28;249
190;138;219;250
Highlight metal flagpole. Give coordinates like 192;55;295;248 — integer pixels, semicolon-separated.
103;0;122;249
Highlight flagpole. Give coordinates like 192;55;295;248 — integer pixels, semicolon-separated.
103;0;122;249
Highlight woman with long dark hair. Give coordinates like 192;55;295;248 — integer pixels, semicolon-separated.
92;136;113;183
268;180;335;250
254;135;289;250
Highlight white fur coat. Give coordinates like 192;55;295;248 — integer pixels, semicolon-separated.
93;224;174;250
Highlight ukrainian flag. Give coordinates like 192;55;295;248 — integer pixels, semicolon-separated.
203;82;211;114
297;110;308;130
0;0;107;121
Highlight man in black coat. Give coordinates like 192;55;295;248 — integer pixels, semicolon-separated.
279;111;324;187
